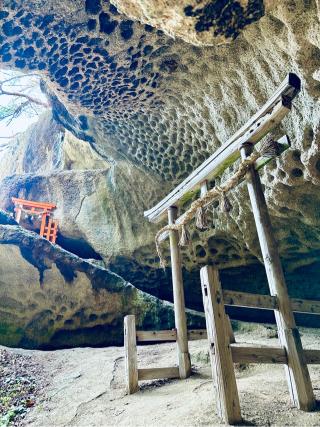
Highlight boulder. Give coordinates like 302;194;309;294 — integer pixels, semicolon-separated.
0;214;204;349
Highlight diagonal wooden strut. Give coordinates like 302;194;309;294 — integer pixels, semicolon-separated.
200;266;242;425
240;142;315;411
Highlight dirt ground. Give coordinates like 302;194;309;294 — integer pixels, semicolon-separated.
3;323;320;426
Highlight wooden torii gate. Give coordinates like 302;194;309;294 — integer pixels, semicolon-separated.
123;73;320;422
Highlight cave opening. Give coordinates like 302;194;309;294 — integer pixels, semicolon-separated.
55;233;103;261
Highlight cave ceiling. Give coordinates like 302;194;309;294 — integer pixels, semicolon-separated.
1;0;271;183
1;1;320;300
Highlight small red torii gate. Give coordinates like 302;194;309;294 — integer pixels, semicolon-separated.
12;197;58;243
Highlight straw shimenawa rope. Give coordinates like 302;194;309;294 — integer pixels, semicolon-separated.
155;138;280;269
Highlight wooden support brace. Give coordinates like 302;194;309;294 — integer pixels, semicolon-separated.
231;345;287;364
200;266;242;425
136;330;177;342
240;143;315;411
231;346;320;365
136;327;236;343
138;367;179;381
291;298;320;315
168;207;191;379
223;290;277;310
221;290;320;315
305;350;320;364
187;329;207;340
124;315;139;394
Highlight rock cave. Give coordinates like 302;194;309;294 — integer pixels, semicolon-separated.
0;1;320;425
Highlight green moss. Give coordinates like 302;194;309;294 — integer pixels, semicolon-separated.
124;288;175;330
0;322;24;347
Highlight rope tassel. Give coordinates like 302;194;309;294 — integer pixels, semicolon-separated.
220;192;232;213
159;257;167;271
195;206;208;230
260;137;280;159
156;238;167;270
179;225;190;247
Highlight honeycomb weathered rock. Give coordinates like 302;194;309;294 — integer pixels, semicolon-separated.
0;214;205;348
0;1;320;318
110;0;269;46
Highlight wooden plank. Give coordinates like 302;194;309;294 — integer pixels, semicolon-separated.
187;329;207;340
124;315;139;394
223;290;278;310
138;367;180;381
225;293;320;315
240;143;315;411
145;73;300;223
136;330;177;342
231;345;287;364
158;135;290;242
291;298;320;315
224;346;320;365
232;347;320;365
136;327;238;343
200;266;242;424
168;207;191;379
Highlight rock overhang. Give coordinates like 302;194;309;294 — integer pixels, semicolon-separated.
0;0;269;183
0;1;320;311
110;0;267;46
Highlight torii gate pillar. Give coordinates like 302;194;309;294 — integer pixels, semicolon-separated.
240;142;315;411
168;206;191;379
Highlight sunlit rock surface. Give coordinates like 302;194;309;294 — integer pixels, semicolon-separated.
0;112;159;262
110;0;269;46
0;0;320;335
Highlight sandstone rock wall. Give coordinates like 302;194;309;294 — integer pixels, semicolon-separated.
0;112;160;263
0;214;204;348
110;0;271;46
0;1;320;327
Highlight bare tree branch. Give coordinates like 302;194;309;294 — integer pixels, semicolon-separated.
0;72;50;126
0;133;22;139
0;79;50;107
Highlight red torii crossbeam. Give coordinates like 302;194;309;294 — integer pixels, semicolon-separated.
12;197;58;243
